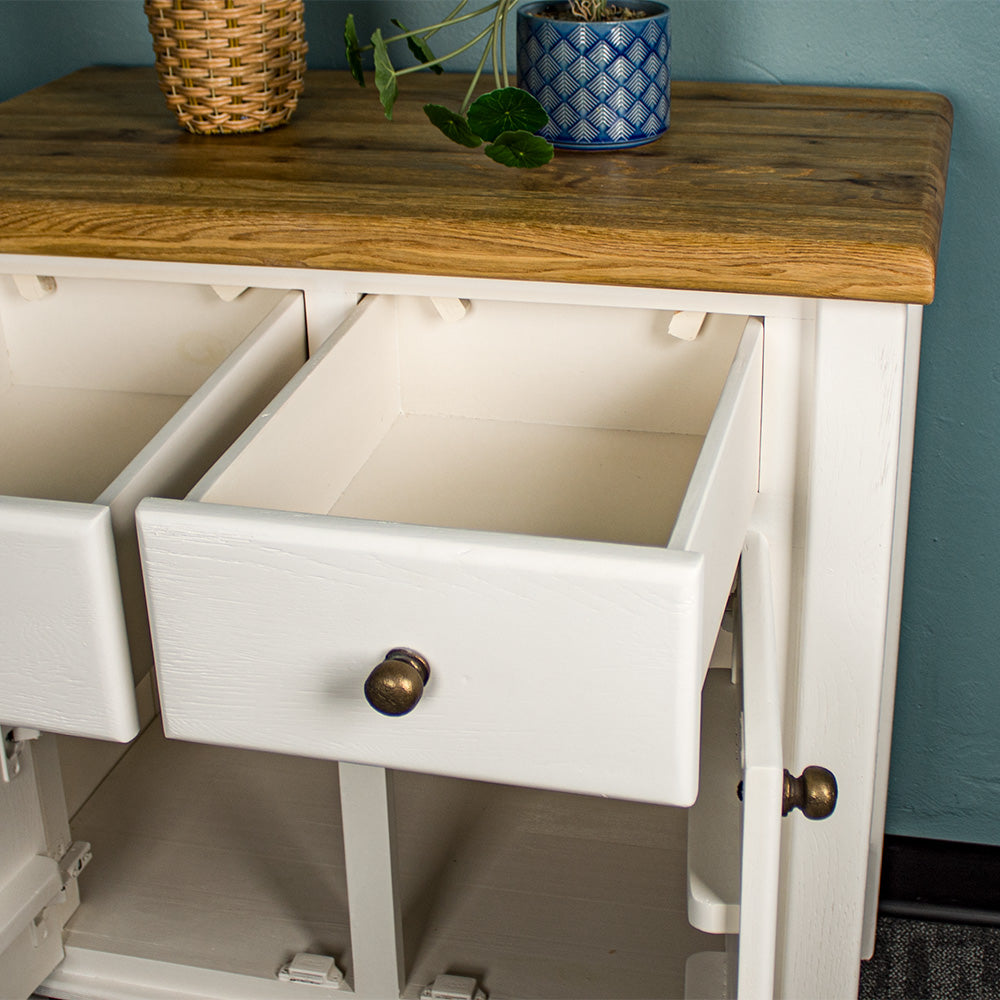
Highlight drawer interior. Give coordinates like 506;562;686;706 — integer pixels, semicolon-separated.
198;295;749;547
0;275;293;503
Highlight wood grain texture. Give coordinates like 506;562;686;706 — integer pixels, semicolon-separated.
0;67;951;303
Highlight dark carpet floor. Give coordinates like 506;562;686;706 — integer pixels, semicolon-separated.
859;916;1000;999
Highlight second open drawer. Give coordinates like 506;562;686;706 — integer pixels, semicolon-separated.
138;293;762;807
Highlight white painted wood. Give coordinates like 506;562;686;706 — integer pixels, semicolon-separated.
96;289;307;689
775;299;909;1000
12;274;56;301
54;726;350;990
0;499;138;741
0;855;61;955
862;302;924;960
429;297;469;323
34;723;720;1000
139;297;760;806
735;530;783;1000
685;951;729;1000
687;532;784;1000
671;319;763;664
0;251;915;1000
338;764;403;999
0;253;817;323
30;736;73;875
56;672;158;818
0;276;286;396
687;669;741;936
0;276;306;739
210;284;248;302
43;948;354;1000
668;311;707;341
140;499;705;805
195;296;750;516
328;414;705;544
0;739;67;1000
1;903;66;1000
392;770;719;999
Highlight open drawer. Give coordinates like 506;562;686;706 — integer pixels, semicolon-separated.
138;293;763;806
0;275;306;742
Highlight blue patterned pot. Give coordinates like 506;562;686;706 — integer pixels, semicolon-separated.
516;1;670;150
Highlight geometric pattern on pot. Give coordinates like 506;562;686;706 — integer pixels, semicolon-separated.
517;1;671;150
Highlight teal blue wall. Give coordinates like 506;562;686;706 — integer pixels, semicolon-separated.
2;2;998;845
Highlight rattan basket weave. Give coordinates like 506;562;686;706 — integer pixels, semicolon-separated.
145;0;307;134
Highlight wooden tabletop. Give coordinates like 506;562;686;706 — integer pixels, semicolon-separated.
0;66;951;303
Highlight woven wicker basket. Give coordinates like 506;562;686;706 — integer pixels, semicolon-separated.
145;0;307;135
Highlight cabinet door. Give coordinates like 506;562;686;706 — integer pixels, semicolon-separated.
734;529;784;998
0;737;68;999
686;529;784;1000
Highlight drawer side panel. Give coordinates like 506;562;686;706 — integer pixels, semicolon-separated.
671;318;764;667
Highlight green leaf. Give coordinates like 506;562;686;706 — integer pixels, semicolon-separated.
468;88;550;142
424;104;483;148
371;28;398;119
344;14;365;86
391;19;443;74
484;130;555;169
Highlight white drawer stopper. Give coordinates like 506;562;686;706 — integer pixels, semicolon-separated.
667;310;707;341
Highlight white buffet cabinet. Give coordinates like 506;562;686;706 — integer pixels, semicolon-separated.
0;258;917;1000
0;69;951;1000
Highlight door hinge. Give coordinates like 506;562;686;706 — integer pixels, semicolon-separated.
1;726;40;783
277;953;345;989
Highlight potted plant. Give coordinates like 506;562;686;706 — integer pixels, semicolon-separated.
345;0;670;167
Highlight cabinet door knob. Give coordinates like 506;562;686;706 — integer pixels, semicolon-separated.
364;648;430;716
782;766;838;820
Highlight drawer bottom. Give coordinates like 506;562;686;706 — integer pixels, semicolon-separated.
330;412;703;545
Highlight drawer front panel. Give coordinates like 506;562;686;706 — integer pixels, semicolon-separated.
139;501;706;806
0;499;137;740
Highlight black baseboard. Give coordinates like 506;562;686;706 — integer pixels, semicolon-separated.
879;834;1000;925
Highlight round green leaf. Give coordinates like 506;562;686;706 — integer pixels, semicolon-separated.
424;105;483;148
468;88;550;142
484;130;556;169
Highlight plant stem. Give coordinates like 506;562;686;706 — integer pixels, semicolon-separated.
491;0;505;89
500;0;515;88
461;34;494;113
359;1;501;53
423;0;470;40
393;18;498;77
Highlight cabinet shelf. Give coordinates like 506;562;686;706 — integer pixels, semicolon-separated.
54;725;724;999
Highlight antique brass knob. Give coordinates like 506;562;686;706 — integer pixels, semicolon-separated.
782;766;838;820
364;648;430;716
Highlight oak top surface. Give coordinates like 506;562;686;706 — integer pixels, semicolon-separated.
0;67;952;303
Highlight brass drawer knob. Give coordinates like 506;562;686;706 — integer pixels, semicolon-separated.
782;766;838;820
364;648;430;716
